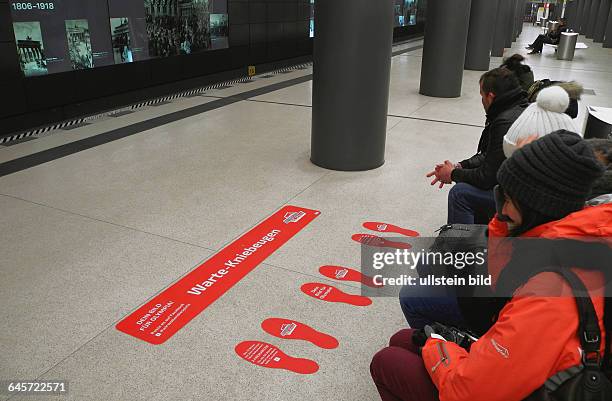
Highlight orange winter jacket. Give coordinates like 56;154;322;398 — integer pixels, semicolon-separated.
421;203;612;401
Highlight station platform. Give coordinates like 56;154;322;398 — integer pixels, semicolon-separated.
1;25;612;401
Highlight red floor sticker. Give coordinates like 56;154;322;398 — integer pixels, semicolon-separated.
363;222;420;237
235;341;319;374
261;318;339;349
319;265;383;288
301;283;372;306
351;234;412;249
116;206;320;345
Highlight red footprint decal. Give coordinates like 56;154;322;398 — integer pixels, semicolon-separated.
319;265;383;288
352;234;412;249
301;282;372;306
261;318;339;349
363;222;420;237
235;341;319;374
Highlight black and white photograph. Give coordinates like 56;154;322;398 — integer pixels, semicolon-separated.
209;13;228;50
110;17;134;64
145;0;224;57
65;19;94;70
13;21;48;77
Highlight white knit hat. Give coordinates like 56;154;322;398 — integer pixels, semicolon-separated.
503;85;579;157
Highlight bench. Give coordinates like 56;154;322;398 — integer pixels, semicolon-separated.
545;42;589;50
544;41;587;60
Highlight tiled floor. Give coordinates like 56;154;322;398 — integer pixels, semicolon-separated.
1;26;611;400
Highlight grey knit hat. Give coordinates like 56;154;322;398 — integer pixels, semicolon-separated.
503;86;578;157
497;130;605;219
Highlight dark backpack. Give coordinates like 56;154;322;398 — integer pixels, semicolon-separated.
424;224;501;336
495;239;612;401
523;268;612;401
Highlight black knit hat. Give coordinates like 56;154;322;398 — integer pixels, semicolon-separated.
497;130;605;219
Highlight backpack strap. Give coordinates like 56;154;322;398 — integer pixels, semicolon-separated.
604;297;612;372
552;268;602;368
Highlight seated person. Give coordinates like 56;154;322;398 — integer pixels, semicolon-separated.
372;131;610;401
587;138;612;205
427;68;528;225
526;18;568;54
403;86;577;331
503;85;579;156
500;54;534;92
527;80;583;118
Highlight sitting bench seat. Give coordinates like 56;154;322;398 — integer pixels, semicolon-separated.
545;42;589;49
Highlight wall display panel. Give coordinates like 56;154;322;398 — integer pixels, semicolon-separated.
11;0;116;76
108;0;150;64
307;0;420;36
9;0;229;77
394;0;418;27
210;13;229;49
144;0;228;57
309;0;314;37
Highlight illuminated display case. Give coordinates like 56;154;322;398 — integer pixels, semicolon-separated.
394;0;419;27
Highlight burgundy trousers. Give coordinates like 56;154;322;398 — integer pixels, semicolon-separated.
370;329;439;401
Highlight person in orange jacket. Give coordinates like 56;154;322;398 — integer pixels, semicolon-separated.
371;130;611;401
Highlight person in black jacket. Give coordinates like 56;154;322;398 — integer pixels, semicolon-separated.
427;68;528;224
526;18;568;54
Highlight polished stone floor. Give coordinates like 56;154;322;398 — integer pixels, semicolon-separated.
1;25;611;400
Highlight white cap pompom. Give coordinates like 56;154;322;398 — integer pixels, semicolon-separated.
536;85;570;113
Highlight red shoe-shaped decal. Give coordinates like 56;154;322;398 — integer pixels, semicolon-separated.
352;234;412;249
363;222;420;237
235;341;319;374
301;282;372;306
261;318;339;349
319;265;383;288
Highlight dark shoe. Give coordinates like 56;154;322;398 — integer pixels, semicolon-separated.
527;50;540;54
525;45;533;49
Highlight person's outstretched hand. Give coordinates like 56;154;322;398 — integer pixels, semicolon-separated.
426;163;445;188
427;161;455;189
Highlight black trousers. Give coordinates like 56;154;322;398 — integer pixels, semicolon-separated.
530;34;554;52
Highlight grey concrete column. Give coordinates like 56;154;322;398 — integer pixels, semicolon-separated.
513;0;521;41
518;0;525;36
520;0;526;35
586;0;601;37
580;0;592;33
515;0;521;39
594;0;611;41
465;0;499;70
519;0;527;36
575;0;585;31
566;0;578;30
514;0;521;39
420;0;472;98
506;0;517;46
311;0;394;171
492;0;509;56
604;3;612;47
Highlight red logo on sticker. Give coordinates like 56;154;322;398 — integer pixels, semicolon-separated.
235;341;319;374
261;318;339;349
116;206;319;345
363;221;420;237
300;283;372;306
319;265;383;288
352;234;412;249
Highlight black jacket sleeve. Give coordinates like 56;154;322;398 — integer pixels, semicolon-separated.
451;119;510;190
459;129;488;169
459;153;486;169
